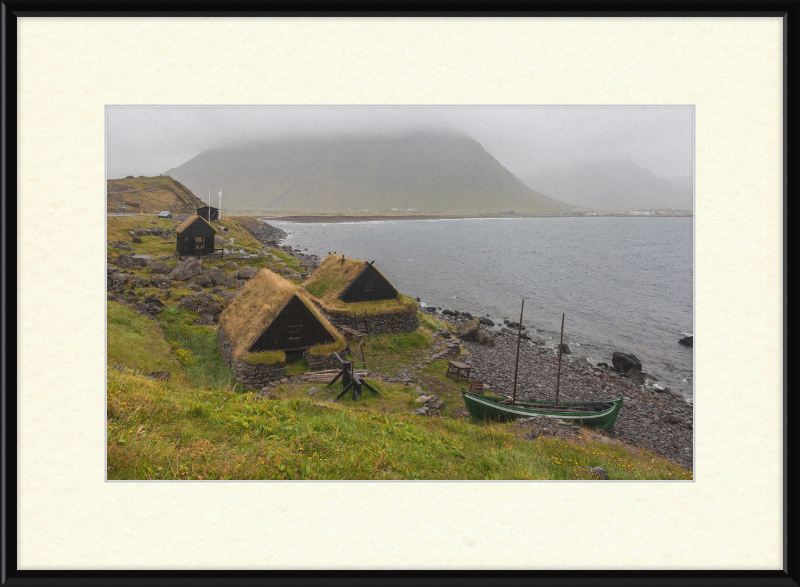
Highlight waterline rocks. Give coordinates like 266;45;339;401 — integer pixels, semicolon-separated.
679;336;693;347
612;351;642;373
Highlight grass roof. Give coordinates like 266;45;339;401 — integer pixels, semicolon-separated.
219;269;344;360
303;254;417;317
175;215;211;234
303;254;368;300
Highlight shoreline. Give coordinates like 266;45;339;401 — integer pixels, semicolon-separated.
263;213;692;223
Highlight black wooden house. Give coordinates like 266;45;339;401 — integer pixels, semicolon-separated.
175;215;217;256
249;294;335;353
196;206;220;222
340;262;398;303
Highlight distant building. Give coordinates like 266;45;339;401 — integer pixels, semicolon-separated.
499;211;515;215
196;206;220;221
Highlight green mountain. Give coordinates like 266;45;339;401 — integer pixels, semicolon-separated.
164;131;570;214
106;175;206;213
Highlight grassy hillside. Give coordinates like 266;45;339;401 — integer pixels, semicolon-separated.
106;175;206;213
107;215;691;480
107;354;690;481
165;131;571;214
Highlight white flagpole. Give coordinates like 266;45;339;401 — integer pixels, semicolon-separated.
218;191;222;219
208;189;211;221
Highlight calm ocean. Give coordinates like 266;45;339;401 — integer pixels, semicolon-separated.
268;217;694;402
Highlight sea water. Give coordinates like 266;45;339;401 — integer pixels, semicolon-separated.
268;217;694;402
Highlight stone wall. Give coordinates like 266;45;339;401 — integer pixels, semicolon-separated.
322;308;420;335
303;350;340;371
217;328;286;387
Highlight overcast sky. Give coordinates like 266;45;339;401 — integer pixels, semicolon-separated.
106;105;693;182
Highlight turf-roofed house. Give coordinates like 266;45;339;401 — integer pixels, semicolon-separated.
175;215;217;257
217;270;345;387
302;254;419;335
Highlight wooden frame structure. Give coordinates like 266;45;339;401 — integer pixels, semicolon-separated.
176;215;218;258
196;206;220;222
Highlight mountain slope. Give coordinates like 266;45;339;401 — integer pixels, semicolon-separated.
521;160;693;211
165;131;570;213
106;175;206;213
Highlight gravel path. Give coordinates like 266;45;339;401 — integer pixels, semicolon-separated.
439;317;694;471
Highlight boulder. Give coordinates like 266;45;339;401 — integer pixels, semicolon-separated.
584;466;610;480
235;266;259;280
455;318;481;341
177;291;223;315
168;257;203;281
194;273;213;288
150;275;172;289
151;227;163;235
626;368;645;385
221;261;239;270
557;343;571;355
144;294;165;307
116;254;133;268
206;267;235;287
132;255;153;267
478;316;495;326
612;351;642;373
679;336;693;347
476;331;495;346
131;237;143;244
150;261;172;275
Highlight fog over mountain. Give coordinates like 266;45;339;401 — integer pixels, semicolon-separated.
521;160;693;211
108;106;694;212
165;130;569;213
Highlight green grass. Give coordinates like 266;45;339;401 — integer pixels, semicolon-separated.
363;328;433;353
107;367;692;480
418;312;453;332
156;306;237;390
243;350;286;366
267;249;301;269
106;301;191;385
285;359;310;376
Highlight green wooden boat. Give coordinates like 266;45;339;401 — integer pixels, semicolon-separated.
461;391;623;429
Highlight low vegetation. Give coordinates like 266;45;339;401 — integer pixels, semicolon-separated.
107;365;690;480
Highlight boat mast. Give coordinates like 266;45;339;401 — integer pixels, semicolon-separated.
554;312;565;408
511;298;524;406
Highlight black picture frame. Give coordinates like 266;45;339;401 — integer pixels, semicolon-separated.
2;2;796;586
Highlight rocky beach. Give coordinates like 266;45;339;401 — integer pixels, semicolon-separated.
418;308;694;471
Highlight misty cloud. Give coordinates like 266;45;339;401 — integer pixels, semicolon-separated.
106;105;693;209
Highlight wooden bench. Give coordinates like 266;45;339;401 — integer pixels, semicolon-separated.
446;361;471;382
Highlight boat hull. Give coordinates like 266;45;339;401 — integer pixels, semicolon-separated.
462;392;623;429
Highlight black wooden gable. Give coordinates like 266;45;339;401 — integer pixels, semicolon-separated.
176;216;216;238
249;295;334;353
196;206;220;221
339;263;398;303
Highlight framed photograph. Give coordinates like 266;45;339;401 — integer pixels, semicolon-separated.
4;4;795;584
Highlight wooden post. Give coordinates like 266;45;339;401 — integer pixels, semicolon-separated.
511;299;524;406
555;313;565;409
